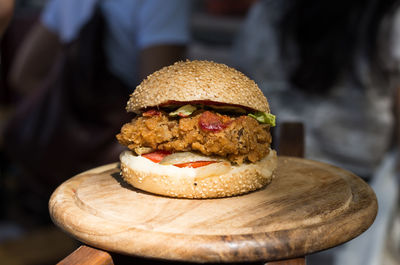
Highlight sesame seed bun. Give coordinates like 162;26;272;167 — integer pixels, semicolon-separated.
119;150;277;198
126;60;270;114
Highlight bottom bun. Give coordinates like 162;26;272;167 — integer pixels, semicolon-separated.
120;150;277;198
119;150;277;199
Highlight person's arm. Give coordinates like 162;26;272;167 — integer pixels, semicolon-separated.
136;0;191;81
0;0;14;36
138;44;186;81
8;21;62;94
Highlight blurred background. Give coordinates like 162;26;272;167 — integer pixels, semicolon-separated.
0;0;399;264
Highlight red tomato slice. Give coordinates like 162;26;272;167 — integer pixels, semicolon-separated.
173;161;217;168
142;150;172;163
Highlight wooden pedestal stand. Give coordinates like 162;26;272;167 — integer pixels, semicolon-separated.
51;122;377;264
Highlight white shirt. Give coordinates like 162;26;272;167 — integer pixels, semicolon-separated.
41;0;192;88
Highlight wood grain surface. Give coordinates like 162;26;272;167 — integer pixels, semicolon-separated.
57;245;114;265
49;157;377;263
267;258;306;265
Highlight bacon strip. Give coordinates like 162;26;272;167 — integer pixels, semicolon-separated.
143;109;161;117
199;111;230;132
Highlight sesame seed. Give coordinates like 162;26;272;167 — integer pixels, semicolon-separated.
126;60;270;114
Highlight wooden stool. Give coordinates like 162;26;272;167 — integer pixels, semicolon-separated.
51;122;377;264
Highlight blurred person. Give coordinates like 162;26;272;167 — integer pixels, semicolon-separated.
0;0;14;36
9;0;191;94
232;0;400;180
3;0;192;226
232;1;400;264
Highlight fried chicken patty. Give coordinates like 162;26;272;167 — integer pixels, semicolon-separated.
116;111;272;164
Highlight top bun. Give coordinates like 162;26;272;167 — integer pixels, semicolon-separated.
126;60;270;114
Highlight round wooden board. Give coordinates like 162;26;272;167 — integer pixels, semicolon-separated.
49;157;377;263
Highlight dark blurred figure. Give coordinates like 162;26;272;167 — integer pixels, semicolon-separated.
233;0;400;179
2;0;192;227
232;1;400;264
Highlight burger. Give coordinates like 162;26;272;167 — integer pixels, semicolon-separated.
116;60;277;198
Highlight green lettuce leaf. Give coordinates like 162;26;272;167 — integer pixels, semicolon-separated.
169;105;197;117
248;112;276;126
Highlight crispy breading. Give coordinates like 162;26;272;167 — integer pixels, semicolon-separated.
116;111;272;164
